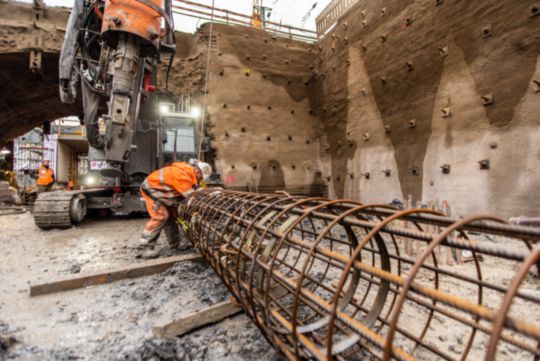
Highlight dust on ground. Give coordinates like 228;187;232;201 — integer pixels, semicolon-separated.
1;210;538;361
0;211;277;361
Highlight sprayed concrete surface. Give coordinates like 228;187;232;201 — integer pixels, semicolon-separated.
1;0;539;217
317;0;540;217
0;211;276;361
161;24;325;196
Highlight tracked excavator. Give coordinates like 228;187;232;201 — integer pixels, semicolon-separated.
33;0;198;229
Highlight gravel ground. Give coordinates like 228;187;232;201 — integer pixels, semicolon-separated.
1;210;538;361
0;211;277;361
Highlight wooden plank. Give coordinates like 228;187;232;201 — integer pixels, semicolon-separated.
29;253;202;297
153;300;242;338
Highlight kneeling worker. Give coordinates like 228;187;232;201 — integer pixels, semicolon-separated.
139;161;212;258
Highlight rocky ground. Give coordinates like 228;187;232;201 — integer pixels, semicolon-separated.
0;211;277;361
0;208;538;361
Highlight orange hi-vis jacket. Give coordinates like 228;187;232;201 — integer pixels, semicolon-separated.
141;162;197;200
37;166;54;185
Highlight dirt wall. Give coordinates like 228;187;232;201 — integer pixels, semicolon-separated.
2;1;540;215
0;2;79;146
0;3;325;195
316;0;540;217
163;24;325;195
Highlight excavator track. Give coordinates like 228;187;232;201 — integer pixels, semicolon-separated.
33;191;80;229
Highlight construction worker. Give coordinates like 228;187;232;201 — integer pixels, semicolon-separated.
37;160;55;193
139;161;212;258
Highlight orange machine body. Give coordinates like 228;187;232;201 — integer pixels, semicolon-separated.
101;0;164;48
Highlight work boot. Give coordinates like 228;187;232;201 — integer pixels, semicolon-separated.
137;237;156;250
140;248;160;259
136;237;159;259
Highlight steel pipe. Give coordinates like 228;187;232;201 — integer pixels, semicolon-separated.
179;190;540;361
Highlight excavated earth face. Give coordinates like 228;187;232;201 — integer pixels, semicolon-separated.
315;0;540;217
161;24;323;195
1;0;540;213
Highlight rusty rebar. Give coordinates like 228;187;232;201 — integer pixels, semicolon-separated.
179;190;540;361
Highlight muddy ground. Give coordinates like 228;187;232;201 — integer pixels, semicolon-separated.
0;211;277;361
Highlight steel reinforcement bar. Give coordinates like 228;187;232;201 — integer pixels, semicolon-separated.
179;189;540;361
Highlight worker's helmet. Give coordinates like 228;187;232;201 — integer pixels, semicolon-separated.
196;162;212;181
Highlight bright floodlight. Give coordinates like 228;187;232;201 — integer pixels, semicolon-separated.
190;106;201;119
0;147;10;155
160;104;170;114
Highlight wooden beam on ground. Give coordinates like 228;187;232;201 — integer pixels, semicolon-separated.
29;253;202;297
153;299;242;338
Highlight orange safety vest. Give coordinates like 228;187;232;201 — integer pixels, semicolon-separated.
37;166;54;185
142;162;197;199
252;15;262;29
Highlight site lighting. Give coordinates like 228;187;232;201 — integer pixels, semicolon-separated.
0;147;10;155
85;176;96;186
159;104;170;115
190;106;202;119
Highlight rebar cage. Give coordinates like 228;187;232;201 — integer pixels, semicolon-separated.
179;189;540;361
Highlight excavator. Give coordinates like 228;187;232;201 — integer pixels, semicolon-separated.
33;0;190;229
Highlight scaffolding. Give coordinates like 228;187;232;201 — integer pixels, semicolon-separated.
13;129;47;188
13;118;87;189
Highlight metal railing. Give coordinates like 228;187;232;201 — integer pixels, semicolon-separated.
173;0;318;43
315;0;359;37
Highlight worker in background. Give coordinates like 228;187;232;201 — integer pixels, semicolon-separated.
251;4;262;29
138;161;212;259
37;160;55;193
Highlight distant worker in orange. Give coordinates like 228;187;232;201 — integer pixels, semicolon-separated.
251;13;262;29
37;160;55;193
138;161;212;258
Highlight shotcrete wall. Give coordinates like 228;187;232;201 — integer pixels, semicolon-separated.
164;25;324;195
316;0;540;217
2;1;539;216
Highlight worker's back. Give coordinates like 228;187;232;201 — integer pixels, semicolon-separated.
145;162;197;197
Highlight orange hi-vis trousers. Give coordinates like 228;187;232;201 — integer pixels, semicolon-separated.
140;163;197;245
140;191;179;245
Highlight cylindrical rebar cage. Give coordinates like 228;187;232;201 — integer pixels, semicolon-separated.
179;189;540;361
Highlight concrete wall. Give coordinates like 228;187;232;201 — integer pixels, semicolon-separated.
164;25;325;195
2;1;539;216
316;0;540;217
